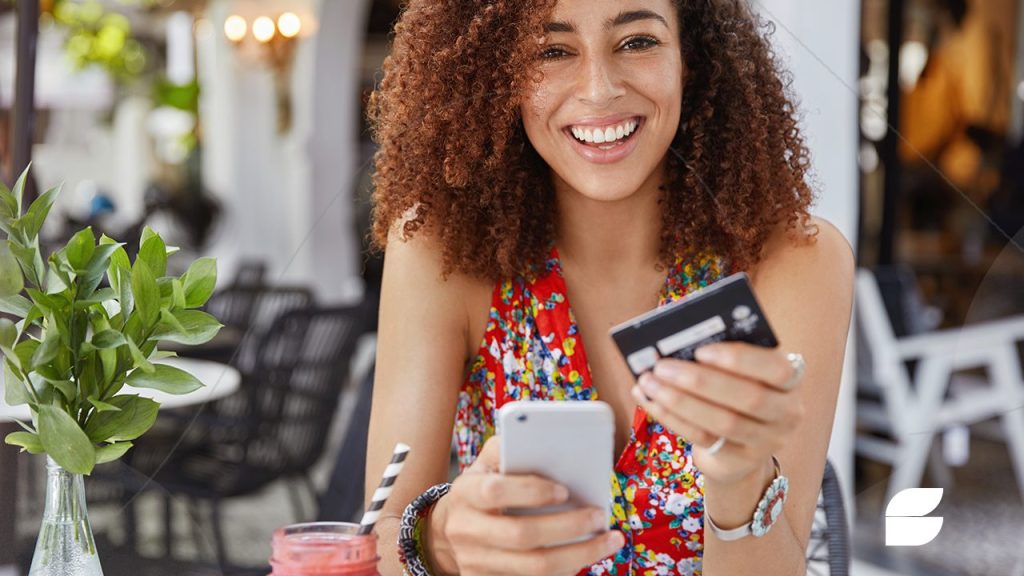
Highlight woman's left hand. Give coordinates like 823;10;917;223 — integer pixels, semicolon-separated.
630;341;805;486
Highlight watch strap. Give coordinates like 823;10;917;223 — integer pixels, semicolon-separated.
705;456;788;541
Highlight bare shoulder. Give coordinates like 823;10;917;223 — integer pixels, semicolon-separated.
749;216;855;303
381;224;491;346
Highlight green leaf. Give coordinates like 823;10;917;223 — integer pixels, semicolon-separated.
171;278;186;310
92;330;127;349
0;240;24;298
0;318;15;350
125;363;203;395
3;361;31;406
14;338;39;372
79;243;121;298
0;177;17;223
137;232;167;278
99;347;117;388
31;330;60;369
5;431;44;454
11;164;30;214
34;364;65;381
64;227;96;271
95;442;133;464
0;294;32;317
152;350;177;360
73;288;118;309
87;396;121;412
101;236;130;294
8;239;44;288
131;259;159;329
38;404;96;475
18;185;62;242
84;395;159;443
140;226;157;246
117;267;133;322
150;310;222;346
125;337;154;374
182;258;217;308
50;379;76;402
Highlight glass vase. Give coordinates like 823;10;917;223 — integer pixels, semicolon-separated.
29;457;104;575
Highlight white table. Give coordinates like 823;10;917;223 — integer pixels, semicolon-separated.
0;357;241;423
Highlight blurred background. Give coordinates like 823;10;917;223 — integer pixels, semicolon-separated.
0;0;1022;574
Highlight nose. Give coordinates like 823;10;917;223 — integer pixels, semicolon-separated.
575;52;626;108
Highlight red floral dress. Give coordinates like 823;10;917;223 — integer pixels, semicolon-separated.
455;247;728;576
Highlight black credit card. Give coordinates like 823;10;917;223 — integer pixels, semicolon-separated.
609;272;778;377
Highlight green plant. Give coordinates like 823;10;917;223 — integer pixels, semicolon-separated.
0;166;221;475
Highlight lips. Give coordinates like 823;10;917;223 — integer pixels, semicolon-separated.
562;116;645;164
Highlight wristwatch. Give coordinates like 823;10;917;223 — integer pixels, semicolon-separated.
705;456;789;541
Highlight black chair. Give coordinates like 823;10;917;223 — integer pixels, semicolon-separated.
806;460;850;576
130;304;365;567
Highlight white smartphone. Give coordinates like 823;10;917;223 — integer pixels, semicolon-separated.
497;401;615;523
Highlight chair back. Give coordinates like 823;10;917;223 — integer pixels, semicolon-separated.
856;268;902;384
246;305;366;476
233;286;316;372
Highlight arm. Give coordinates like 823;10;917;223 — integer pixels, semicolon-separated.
633;217;854;574
364;227;472;575
702;218;854;574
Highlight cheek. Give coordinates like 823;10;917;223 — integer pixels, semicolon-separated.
520;82;557;146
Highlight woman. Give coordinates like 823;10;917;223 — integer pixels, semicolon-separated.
365;0;854;574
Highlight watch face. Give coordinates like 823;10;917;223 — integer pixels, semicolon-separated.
752;476;789;537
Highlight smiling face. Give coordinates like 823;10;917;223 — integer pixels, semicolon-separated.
521;0;684;204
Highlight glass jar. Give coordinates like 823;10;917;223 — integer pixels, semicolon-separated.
270;522;379;576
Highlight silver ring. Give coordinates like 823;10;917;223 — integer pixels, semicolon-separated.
783;352;805;390
707;436;726;455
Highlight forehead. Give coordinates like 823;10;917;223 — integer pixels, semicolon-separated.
547;0;678;26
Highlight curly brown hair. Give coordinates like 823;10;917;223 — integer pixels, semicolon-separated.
370;0;816;280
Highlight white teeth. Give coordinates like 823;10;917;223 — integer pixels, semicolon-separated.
569;119;640;144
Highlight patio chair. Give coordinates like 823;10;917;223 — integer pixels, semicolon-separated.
144;304;366;567
855;267;1024;504
805;460;849;576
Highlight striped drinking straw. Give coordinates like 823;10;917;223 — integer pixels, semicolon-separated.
358;442;410;535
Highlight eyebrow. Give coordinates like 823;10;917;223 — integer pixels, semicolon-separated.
543;10;670;34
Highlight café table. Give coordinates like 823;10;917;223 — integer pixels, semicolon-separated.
0;357;241;576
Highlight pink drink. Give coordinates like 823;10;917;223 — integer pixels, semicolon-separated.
270;522;380;576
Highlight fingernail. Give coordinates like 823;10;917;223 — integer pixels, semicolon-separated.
553;485;570;502
639;373;660;395
631;385;651;404
695;346;719;363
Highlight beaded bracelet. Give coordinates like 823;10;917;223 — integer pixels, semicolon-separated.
398;482;452;576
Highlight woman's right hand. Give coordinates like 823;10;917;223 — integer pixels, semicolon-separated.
424;437;625;576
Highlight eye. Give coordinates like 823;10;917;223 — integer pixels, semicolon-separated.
538;45;571;60
620;36;660;52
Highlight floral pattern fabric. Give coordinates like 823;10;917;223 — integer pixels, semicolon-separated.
455;247;727;576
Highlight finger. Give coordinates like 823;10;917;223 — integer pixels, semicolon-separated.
469;436;502;474
464;507;609;551
650;359;790;421
459;530;625;576
631;385;718;448
464;472;570;511
692;342;799;390
637;373;767;446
